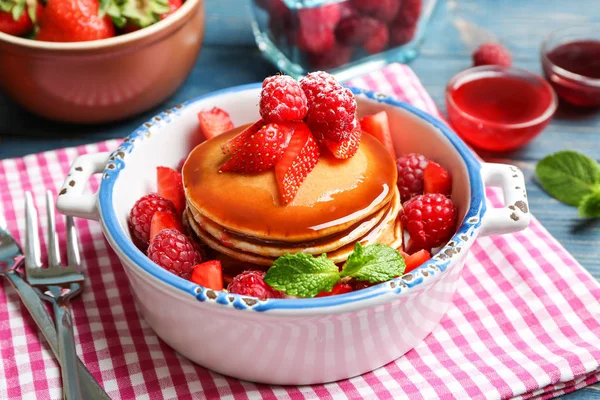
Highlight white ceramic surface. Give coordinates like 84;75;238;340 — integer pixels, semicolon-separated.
56;84;530;385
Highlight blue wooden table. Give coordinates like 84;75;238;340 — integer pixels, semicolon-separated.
1;0;599;398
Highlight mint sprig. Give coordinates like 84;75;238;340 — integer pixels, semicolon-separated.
264;243;406;298
536;151;600;218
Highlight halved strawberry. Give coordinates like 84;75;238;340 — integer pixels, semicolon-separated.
401;249;431;274
157;166;186;215
149;210;183;240
275;122;320;204
221;119;264;155
219;121;296;173
315;282;353;297
322;120;362;159
423;161;452;196
198;107;235;140
190;260;224;290
359;111;396;159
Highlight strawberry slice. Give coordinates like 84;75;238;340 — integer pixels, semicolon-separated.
423;161;452;196
221;119;264;155
275;122;320;204
149;211;183;240
198;107;235;140
190;260;224;290
360;111;396;159
157;166;186;215
322;120;362;159
219;121;296;173
401;249;431;274
315;282;353;297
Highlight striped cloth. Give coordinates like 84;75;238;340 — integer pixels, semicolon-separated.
1;64;599;399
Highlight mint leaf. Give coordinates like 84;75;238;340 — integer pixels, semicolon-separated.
341;243;405;283
579;191;600;218
265;253;340;298
536;151;600;206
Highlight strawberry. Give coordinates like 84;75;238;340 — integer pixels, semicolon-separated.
157;166;186;215
275;122;319;204
160;0;182;19
0;1;42;36
423;161;452;196
360;111;396;159
401;249;431;273
149;210;183;240
198;107;235;140
220;121;296;174
37;0;114;42
315;282;353;297
190;260;224;290
221;120;263;155
322;120;362;159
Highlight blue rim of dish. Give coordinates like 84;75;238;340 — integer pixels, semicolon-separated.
98;83;485;312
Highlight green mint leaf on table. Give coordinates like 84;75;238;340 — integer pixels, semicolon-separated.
264;253;340;298
536;151;600;206
579;191;600;218
341;243;405;283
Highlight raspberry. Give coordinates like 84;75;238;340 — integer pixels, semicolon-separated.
473;42;512;67
396;153;428;202
400;194;458;250
350;0;401;22
335;16;380;46
389;23;416;47
147;229;202;279
260;75;308;123
227;270;284;299
297;27;335;55
129;193;177;249
300;71;338;106
308;43;353;70
306;85;357;142
364;24;389;54
394;0;422;26
296;3;340;54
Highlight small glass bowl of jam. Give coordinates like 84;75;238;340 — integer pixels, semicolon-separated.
542;25;600;107
446;66;557;152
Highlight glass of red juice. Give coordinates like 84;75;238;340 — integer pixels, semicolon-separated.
542;25;600;107
446;66;557;152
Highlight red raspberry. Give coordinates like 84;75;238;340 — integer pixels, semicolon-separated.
260;75;308;123
390;23;416;46
394;0;422;26
308;43;353;70
335;16;380;46
129;194;177;249
297;27;335;54
350;0;400;22
147;229;202;279
296;3;340;54
396;153;428;202
297;3;341;30
400;194;458;250
306;85;357;142
473;42;512;67
227;270;283;299
364;24;389;54
300;71;338;106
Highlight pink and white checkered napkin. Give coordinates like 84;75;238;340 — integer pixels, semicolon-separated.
1;64;600;400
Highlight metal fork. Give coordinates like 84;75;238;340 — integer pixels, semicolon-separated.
25;191;85;400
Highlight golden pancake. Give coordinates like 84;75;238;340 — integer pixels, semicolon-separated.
182;124;397;242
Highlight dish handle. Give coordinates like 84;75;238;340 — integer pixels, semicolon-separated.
56;152;111;221
479;163;531;237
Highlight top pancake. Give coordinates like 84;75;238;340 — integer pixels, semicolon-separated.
182;124;397;242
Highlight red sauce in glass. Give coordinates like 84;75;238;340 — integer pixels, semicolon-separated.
547;40;600;79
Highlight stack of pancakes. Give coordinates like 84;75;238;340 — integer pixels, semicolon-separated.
182;125;403;267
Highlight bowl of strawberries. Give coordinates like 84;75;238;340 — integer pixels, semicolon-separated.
57;72;530;384
0;0;204;123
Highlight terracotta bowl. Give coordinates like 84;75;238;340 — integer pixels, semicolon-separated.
0;0;204;124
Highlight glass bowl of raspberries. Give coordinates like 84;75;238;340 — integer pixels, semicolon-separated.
57;73;531;384
0;0;204;123
251;0;438;80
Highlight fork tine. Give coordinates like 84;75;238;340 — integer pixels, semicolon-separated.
45;191;61;268
65;216;81;269
24;192;42;270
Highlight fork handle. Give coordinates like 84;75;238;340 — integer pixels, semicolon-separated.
6;271;110;399
53;295;85;400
